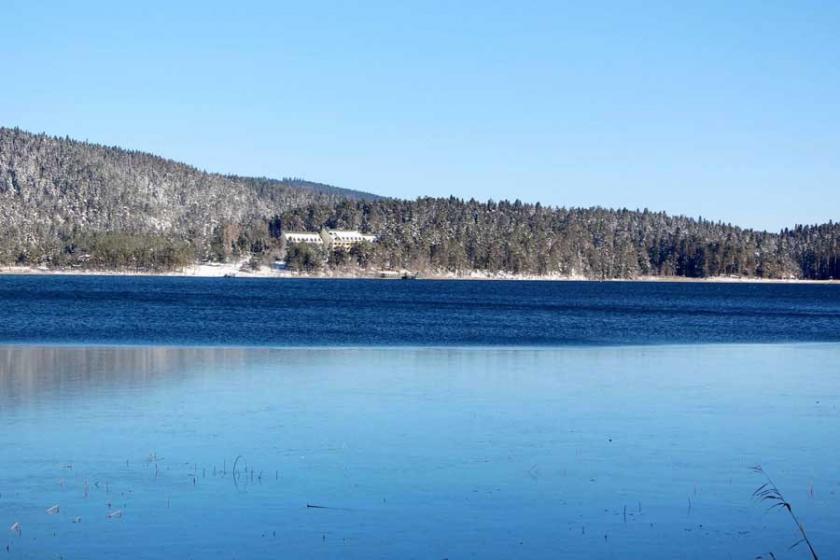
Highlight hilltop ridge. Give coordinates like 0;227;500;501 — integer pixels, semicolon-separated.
0;127;837;279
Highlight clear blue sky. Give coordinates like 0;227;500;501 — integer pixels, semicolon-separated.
2;1;838;231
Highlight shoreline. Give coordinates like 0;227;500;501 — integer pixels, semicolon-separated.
0;264;837;284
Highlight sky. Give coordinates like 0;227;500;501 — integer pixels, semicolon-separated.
2;1;838;231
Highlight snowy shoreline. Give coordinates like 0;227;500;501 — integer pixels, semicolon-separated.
1;264;837;284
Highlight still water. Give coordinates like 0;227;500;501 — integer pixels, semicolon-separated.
2;344;838;559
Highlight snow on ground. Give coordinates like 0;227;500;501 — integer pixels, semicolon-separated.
0;263;837;283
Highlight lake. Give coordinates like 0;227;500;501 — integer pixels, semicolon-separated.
0;276;839;346
1;277;839;558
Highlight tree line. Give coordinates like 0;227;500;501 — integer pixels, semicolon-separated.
1;126;837;279
269;198;838;280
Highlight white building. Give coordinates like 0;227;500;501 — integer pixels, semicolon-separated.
320;229;377;250
282;229;376;250
282;232;324;245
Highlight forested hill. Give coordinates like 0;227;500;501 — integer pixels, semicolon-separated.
0;127;377;258
225;175;382;202
275;199;839;280
1;126;838;279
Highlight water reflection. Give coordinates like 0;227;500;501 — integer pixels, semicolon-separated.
0;346;265;410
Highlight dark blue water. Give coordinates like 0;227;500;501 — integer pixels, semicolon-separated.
0;275;838;345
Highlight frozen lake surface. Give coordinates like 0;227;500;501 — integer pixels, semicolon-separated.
2;344;838;559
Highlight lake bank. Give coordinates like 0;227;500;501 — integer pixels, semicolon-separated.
1;264;837;284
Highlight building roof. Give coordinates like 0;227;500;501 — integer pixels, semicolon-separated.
283;232;323;242
282;229;376;245
324;230;376;241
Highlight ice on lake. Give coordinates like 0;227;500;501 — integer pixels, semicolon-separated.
1;344;838;559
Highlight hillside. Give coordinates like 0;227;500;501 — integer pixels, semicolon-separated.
0;127;838;279
230;176;383;202
0;127;378;265
274;198;839;280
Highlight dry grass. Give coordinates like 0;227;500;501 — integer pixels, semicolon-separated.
752;465;818;560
